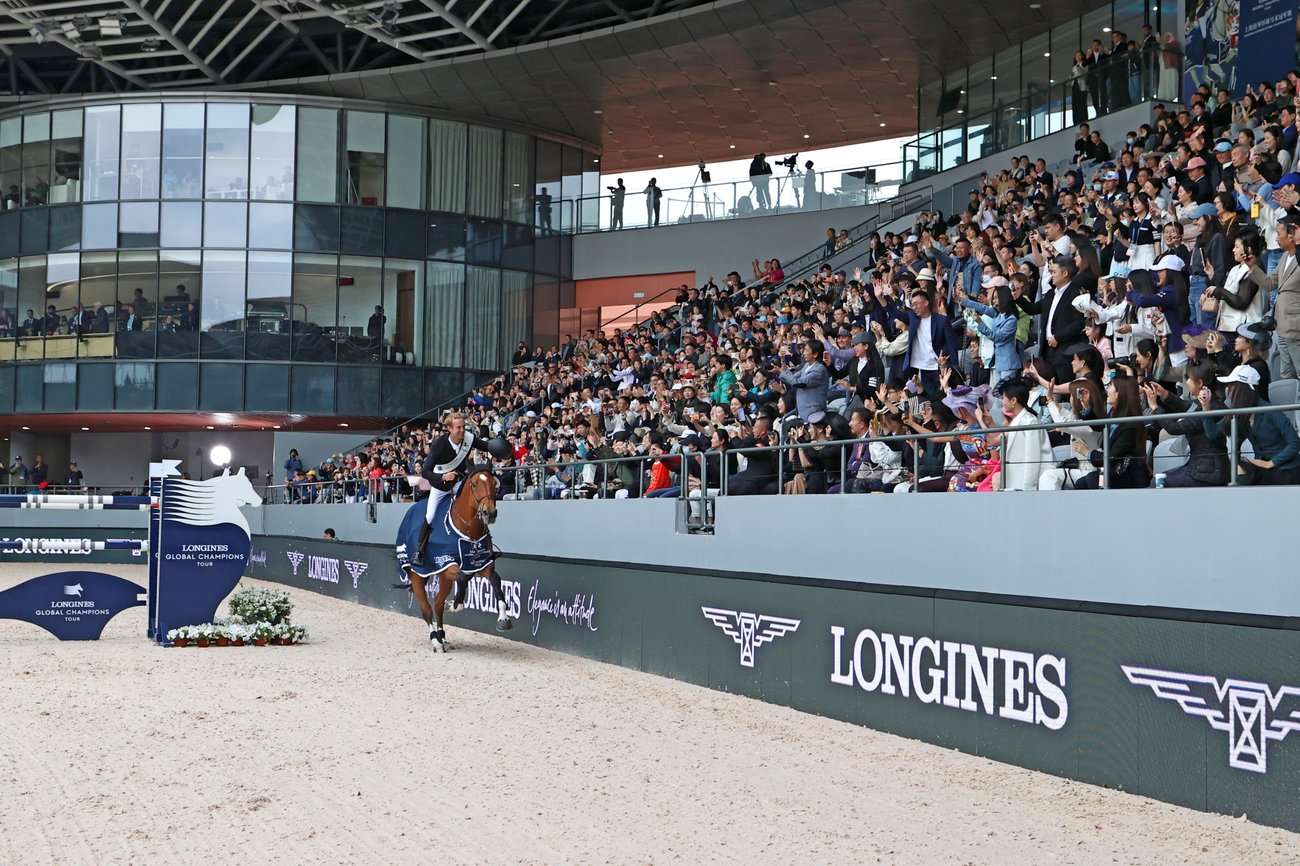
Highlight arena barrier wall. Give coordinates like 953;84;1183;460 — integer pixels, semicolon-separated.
247;533;1300;834
0;527;150;564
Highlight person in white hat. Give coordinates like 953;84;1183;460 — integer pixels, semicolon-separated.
1127;253;1189;366
1202;365;1300;485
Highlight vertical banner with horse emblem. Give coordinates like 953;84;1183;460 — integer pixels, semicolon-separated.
149;461;262;643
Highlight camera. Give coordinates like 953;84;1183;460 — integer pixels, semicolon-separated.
776;154;799;171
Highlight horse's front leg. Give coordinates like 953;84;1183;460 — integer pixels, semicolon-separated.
430;565;458;652
485;564;513;632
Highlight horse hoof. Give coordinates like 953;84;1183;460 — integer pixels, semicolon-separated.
496;618;512;632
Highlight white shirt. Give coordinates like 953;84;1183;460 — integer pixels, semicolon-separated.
1045;282;1069;342
1216;262;1265;333
1040;234;1073;298
912;315;938;370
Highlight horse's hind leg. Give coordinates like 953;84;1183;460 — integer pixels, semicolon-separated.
486;566;512;632
408;569;434;630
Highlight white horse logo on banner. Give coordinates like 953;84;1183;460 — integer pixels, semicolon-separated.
162;468;262;539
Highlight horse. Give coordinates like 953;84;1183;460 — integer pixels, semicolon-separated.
395;466;514;652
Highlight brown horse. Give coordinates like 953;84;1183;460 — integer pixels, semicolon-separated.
401;468;511;651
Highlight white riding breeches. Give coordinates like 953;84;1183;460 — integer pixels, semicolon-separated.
425;485;454;523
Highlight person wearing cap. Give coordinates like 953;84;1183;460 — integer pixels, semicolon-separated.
1126;255;1189;360
1202;366;1300;485
1144;367;1229;488
1184;156;1214;204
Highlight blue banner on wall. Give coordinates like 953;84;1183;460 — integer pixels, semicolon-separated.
0;570;145;640
1234;0;1297;96
150;467;260;642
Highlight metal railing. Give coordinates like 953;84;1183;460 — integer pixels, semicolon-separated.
262;401;1300;505
0;482;150;496
903;45;1174;183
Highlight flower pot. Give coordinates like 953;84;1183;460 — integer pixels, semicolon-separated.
253;638;268;646
172;638;188;648
216;637;231;647
277;637;291;646
196;638;210;648
233;638;245;647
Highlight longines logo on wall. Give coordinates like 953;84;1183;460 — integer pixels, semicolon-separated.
344;561;369;589
702;607;800;668
286;550;305;576
830;625;1069;731
1122;666;1300;774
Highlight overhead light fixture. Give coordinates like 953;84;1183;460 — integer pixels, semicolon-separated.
61;19;80;40
21;425;30;430
144;426;152;430
28;24;46;44
206;425;215;430
802;133;810;139
99;16;123;37
81;426;90;431
879;122;886;127
592;158;599;164
338;422;349;428
1028;2;1041;7
1102;26;1112;33
210;445;232;466
79;43;103;61
657;153;663;158
593;109;603;114
141;37;160;52
990;75;998;80
880;57;890;62
272;425;281;429
1043;51;1050;57
729;144;735;149
959;89;965;94
957;109;964;114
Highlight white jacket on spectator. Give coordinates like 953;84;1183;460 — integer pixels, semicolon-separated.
1001;407;1053;491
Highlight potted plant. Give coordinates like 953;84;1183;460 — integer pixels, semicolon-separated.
194;624;211;648
167;626;189;648
252;623;274;646
215;623;231;647
275;622;292;645
230;623;248;647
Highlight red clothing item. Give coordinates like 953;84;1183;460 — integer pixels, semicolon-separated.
646;460;672;492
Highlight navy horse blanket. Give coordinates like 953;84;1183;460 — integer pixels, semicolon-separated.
395;494;493;581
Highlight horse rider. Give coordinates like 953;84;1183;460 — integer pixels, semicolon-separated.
412;412;493;565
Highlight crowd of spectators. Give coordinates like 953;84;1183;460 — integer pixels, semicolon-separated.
284;72;1300;502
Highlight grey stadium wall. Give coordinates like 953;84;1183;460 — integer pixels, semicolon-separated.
246;532;1300;834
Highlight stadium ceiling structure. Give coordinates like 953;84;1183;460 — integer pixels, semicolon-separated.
0;0;714;90
0;0;1109;169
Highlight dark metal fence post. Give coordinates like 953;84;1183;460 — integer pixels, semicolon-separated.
1229;414;1239;486
1101;423;1111;489
777;428;785;495
911;437;919;493
840;442;847;493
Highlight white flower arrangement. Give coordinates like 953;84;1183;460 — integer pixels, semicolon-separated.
165;615;306;646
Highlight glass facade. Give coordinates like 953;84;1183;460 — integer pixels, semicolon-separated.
904;1;1176;180
0;97;593;418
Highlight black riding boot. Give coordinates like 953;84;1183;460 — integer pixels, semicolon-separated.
412;520;433;565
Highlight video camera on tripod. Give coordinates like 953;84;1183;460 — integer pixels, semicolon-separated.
776;153;799;173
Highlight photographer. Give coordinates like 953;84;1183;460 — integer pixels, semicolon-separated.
778;338;830;421
608;178;626;230
749;153;773;210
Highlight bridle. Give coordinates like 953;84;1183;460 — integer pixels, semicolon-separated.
467;471;498;526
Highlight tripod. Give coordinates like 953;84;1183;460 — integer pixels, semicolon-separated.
685;160;711;222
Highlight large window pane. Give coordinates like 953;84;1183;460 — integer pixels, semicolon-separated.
160;201;203;247
17;256;46;355
78;252;117;357
22;113;50;208
158;250;201;358
344;111;384;206
119;202;160;248
251;104;295;201
50;110;82;205
249;202;293;249
162;103;204;199
503;132;532;225
118;251;158;358
337;255;381;362
204;202;247;247
464;265;499;369
560;145;581;233
115;362;154;409
386;114;424;210
200;249;246;358
535;138;560;236
84;106;120;202
384;258;423;365
121;104;162;199
428;119;466;213
245;250;291;360
82;203;117;250
296;107;337;203
1;118;21;211
428;212;465;261
0;257;15;340
292;253;337;362
205;103;250;199
426;261;463;367
44;252;78;358
500;270;529;369
466;126;501;218
293;204;339;251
